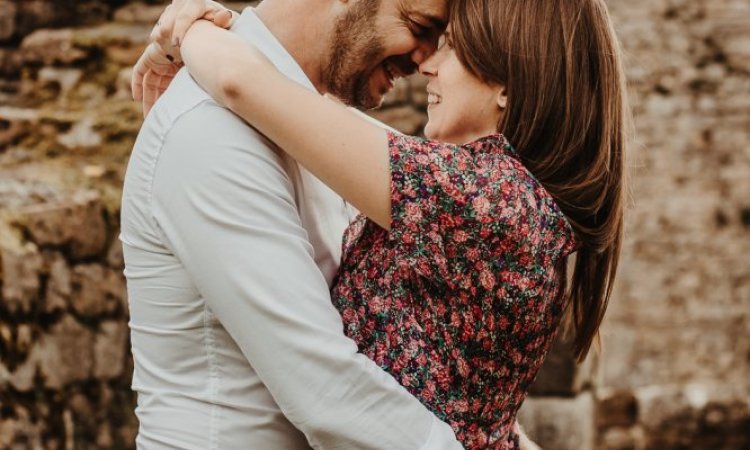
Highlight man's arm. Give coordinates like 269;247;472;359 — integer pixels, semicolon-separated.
150;101;462;450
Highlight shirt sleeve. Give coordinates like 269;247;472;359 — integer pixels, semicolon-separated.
151;103;463;450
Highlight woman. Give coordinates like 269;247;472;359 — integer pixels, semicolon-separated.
140;0;628;448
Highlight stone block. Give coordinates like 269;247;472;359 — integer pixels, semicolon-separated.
15;324;32;353
73;23;150;49
0;359;9;388
0;47;23;78
635;384;750;450
0;241;43;314
20;28;89;65
70;264;126;317
0;105;31;149
517;392;596;450
16;191;107;260
36;67;83;96
112;2;255;25
68;391;93;416
57;116;102;149
93;321;127;379
15;0;58;35
600;426;646;450
106;236;124;269
528;330;598;396
106;44;147;67
715;17;750;74
10;315;93;390
0;405;44;450
113;2;166;24
43;251;70;313
597;389;639;428
0;0;16;41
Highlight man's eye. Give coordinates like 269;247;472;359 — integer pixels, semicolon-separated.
411;22;431;38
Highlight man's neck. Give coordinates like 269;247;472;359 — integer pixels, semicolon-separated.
255;0;332;93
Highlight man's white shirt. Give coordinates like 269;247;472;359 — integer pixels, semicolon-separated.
120;8;462;450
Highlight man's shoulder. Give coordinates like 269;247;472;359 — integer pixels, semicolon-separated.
141;69;275;153
147;69;226;129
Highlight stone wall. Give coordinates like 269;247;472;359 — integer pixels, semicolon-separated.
519;0;750;449
0;0;748;449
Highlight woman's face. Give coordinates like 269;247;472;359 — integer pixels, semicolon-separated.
420;31;506;145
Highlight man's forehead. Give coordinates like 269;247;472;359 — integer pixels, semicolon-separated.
402;0;450;22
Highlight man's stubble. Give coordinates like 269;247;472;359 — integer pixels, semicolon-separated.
323;0;386;109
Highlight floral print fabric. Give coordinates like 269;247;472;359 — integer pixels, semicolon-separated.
331;131;578;449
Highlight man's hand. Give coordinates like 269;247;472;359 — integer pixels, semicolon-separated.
132;0;236;116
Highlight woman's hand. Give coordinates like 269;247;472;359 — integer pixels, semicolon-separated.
132;0;237;116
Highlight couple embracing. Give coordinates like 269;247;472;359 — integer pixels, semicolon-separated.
121;0;628;448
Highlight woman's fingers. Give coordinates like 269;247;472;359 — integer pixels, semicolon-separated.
212;8;234;28
131;51;147;102
151;4;183;63
132;43;180;113
135;0;234;106
172;0;211;47
142;69;178;117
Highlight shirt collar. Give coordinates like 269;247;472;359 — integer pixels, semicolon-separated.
230;8;317;93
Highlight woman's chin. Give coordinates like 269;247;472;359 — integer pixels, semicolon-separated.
424;126;462;145
424;122;438;140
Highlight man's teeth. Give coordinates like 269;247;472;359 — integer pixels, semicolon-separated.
428;94;442;105
384;63;398;81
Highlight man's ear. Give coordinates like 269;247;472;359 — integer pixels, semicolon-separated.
496;86;508;110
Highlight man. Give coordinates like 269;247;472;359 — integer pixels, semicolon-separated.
121;0;464;448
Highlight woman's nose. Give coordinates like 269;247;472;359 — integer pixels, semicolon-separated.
419;53;438;77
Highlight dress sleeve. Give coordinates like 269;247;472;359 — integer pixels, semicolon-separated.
388;131;576;284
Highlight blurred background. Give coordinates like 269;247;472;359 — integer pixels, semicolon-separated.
0;0;748;449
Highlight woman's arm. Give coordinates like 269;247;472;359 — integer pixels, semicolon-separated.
181;21;392;229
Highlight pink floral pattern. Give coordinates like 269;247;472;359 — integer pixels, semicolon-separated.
331;132;578;449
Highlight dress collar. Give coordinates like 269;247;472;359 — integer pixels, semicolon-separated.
463;133;517;157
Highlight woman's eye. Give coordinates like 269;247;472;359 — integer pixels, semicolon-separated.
437;34;452;49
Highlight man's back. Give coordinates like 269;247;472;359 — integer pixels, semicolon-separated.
122;68;317;449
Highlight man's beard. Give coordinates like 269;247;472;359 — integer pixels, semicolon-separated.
323;0;386;109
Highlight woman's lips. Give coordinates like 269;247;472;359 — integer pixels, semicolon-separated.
427;91;442;107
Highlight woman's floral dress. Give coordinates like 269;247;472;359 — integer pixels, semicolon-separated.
331;132;578;449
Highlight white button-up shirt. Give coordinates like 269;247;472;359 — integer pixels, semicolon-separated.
120;8;462;450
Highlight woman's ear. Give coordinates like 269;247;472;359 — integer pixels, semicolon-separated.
496;86;508;110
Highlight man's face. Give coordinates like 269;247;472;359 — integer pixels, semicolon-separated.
323;0;448;109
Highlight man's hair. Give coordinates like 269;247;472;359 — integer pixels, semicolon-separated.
450;0;631;361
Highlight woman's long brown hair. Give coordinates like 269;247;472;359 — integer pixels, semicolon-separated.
450;0;629;361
